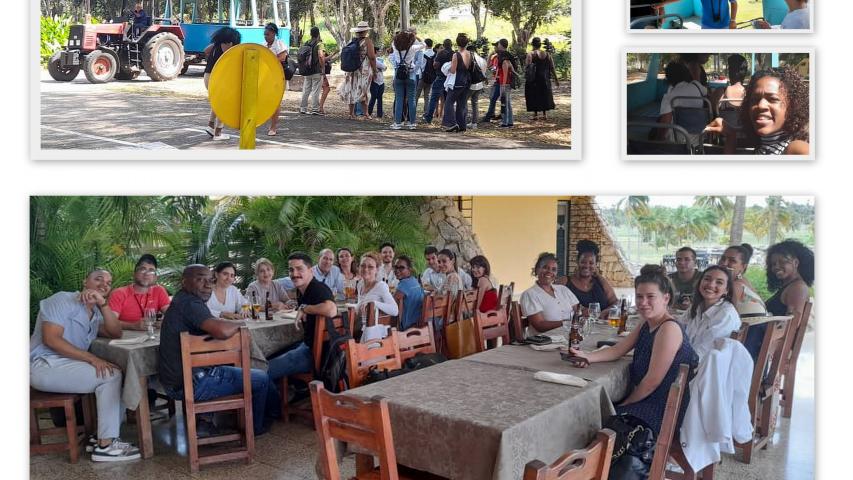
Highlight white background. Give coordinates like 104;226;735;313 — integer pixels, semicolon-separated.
3;1;849;477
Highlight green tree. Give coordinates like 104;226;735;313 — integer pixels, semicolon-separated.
729;196;747;245
693;195;733;225
490;0;559;53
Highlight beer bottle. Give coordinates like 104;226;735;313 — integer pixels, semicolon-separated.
251;292;259;320
570;304;583;346
618;297;628;334
264;291;272;321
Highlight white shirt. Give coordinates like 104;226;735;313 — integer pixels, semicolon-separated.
520;284;580;335
206;285;245;318
659;80;707;116
681;300;741;360
378;263;398;288
421;267;444;289
775;7;810;30
312;265;345;295
374;57;387;85
357;281;399;317
265;38;287;57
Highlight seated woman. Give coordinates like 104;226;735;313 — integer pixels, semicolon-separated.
745;240;814;362
336;247;360;299
30;269;141;461
469;255;499;313
356;251;399;324
756;0;810;30
567;240;618;316
656;61;708;142
393;255;424;330
568;265;698;436
718;244;767;315
437;249;463;296
520;253;579;336
245;258;289;310
706;67;809;155
206;262;246;320
681;266;741;360
710;54;748;112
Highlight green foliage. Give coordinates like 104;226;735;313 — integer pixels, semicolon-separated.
744;266;770;300
40;15;72;66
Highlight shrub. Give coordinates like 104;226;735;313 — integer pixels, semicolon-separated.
40;15;72;65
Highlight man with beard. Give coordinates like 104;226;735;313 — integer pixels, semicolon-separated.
378;242;399;287
108;254;170;331
159;265;278;436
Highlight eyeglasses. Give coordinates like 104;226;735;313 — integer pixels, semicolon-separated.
393;265;408;270
135;268;157;275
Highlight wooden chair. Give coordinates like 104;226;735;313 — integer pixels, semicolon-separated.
523;428;616;480
666;437;715;480
509;300;530;343
498;282;515;319
780;299;814;418
733;318;789;464
648;364;690;480
420;292;454;356
179;327;254;473
346;335;403;388
365;301;396;329
473;308;511;352
280;314;355;424
394;325;437;362
457;289;478;320
30;389;94;464
310;380;413;480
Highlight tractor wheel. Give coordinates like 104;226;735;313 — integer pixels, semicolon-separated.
47;51;80;82
142;32;185;81
83;50;118;84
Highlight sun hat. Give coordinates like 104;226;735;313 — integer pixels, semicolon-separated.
350;21;372;33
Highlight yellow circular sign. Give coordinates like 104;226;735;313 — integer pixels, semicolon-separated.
208;43;286;129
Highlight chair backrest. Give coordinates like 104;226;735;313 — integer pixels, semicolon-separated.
457;289;478;320
783;298;814;376
310;381;399;480
523;428;616;480
473;308;511;352
365;301;395;328
498;282;515;318
313;314;356;372
626;121;694;155
671;96;713;134
648;364;690;480
420;291;453;328
345;335;402;388
508;300;530;343
394;325;437;361
743;318;788;419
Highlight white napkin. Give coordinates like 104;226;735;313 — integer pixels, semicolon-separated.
110;335;153;346
529;335;568;351
533;371;588;388
274;310;299;321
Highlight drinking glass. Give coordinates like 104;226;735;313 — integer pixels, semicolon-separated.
143;308;157;340
562;319;573;344
608;306;620;329
588;302;601;325
240;300;251;319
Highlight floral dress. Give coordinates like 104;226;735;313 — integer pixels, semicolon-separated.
338;38;373;104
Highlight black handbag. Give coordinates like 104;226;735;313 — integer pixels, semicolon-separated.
603;413;655;480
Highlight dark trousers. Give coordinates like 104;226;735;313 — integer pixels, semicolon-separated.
369;82;385;118
446;86;471;131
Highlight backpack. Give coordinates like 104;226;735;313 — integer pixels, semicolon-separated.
340;38;362;72
362;352;447;385
524;61;536;85
296;41;315;75
470;55;485;84
317;316;352;393
283;56;297;81
421;53;436;84
395;48;411;81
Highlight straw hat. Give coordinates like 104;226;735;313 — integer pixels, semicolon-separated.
350;21;372;33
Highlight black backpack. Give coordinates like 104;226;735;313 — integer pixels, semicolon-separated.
470;55;485;84
421;53;436;84
340;38;362;72
362;352;447;385
317;316;352;393
395;48;411;81
296;41;316;75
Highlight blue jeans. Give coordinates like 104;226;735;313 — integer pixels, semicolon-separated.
394;77;417;124
483;83;507;120
267;342;313;381
369;82;385;118
501;87;514;125
423;76;447;123
166;366;278;435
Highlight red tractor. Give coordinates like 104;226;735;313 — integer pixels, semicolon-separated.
48;10;185;84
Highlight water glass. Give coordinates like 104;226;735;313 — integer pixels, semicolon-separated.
143;308;157;340
588;302;601;324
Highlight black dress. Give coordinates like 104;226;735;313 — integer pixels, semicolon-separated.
524;53;555;113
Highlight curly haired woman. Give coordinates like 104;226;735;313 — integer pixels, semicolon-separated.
706;66;810;155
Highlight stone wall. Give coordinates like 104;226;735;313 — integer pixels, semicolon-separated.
419;197;483;265
568;197;635;287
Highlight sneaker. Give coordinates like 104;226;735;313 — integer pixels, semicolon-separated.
203;126;215;137
212;133;230;141
499;123;514;128
407;122;416;130
309;110;320;115
91;439;141;462
299;108;307;114
85;435;97;453
467;123;478;130
390;123;402;130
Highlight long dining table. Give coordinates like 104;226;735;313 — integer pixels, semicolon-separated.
346;326;633;480
88;314;304;458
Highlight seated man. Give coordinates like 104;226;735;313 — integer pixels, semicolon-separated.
108;253;170;330
656;61;707;141
158;265;278;435
313;248;345;296
267;253;337;382
701;0;738;29
394;256;424;330
30;269;141;462
668;247;703;310
132;2;150;37
756;0;810;29
420;246;444;290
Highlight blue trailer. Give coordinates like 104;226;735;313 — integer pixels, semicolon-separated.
630;0;792;29
165;0;291;73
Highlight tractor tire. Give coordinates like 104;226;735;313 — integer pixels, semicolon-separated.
47;51;80;82
142;32;185;81
83;50;118;84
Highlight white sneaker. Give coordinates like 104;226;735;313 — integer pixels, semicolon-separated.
467;123;478;130
203;126;215;137
299;108;307;114
407;122;416;130
91;438;141;462
390;123;402;130
85;435;97;452
212;133;230;141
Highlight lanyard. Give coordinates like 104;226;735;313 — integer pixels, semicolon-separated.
133;289;152;316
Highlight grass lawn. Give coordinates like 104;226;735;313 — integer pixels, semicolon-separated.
737;0;765;25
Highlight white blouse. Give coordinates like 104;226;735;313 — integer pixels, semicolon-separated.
682;300;741;360
520;283;579;335
357;281;399;317
206;285;245;318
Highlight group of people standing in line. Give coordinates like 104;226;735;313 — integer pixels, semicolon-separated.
199;21;562;140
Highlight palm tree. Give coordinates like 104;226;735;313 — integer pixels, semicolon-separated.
617;196;650;256
729;196;747;245
693;196;733;225
764;196;792;245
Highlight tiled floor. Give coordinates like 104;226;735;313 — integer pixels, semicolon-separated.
30;330;814;479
